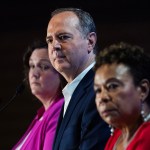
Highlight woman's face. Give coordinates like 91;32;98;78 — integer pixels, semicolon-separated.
28;48;60;99
94;63;142;127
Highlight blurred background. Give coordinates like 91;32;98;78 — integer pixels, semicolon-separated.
0;0;149;149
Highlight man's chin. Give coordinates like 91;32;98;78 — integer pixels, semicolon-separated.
55;65;70;73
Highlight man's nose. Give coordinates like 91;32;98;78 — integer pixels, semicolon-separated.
53;40;61;51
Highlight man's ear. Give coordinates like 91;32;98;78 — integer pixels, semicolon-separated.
139;79;150;102
87;32;97;53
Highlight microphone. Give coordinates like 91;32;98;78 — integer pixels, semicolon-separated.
0;78;26;112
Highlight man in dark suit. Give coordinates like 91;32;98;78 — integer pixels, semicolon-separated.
46;7;110;150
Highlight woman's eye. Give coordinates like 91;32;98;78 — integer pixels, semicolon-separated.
107;83;118;91
94;88;101;94
29;64;34;69
46;38;53;44
40;64;50;70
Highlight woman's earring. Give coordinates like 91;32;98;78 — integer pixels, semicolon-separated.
141;102;150;122
141;103;145;121
109;125;114;136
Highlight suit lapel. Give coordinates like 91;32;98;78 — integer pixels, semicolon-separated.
53;103;64;149
54;69;94;148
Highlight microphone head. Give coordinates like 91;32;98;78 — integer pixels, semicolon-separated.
15;78;26;95
0;78;27;112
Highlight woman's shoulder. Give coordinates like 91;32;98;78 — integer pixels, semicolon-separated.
52;97;64;109
127;122;150;150
42;98;64;125
131;122;150;142
138;122;150;133
46;97;64;114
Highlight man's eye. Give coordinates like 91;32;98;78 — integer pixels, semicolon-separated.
59;35;69;40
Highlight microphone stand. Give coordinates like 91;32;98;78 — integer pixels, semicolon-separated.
0;79;26;112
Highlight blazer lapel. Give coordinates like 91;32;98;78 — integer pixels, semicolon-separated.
54;69;94;148
53;103;64;149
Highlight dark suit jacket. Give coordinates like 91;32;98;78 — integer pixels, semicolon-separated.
53;69;110;150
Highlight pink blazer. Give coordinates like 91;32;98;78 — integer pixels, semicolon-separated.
12;98;64;150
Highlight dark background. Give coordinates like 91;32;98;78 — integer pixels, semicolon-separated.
0;0;149;149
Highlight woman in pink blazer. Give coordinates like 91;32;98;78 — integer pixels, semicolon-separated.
12;40;65;150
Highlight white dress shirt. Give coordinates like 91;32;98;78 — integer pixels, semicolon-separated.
62;62;95;116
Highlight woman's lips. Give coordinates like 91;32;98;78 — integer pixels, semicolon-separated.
101;108;117;117
31;82;40;86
